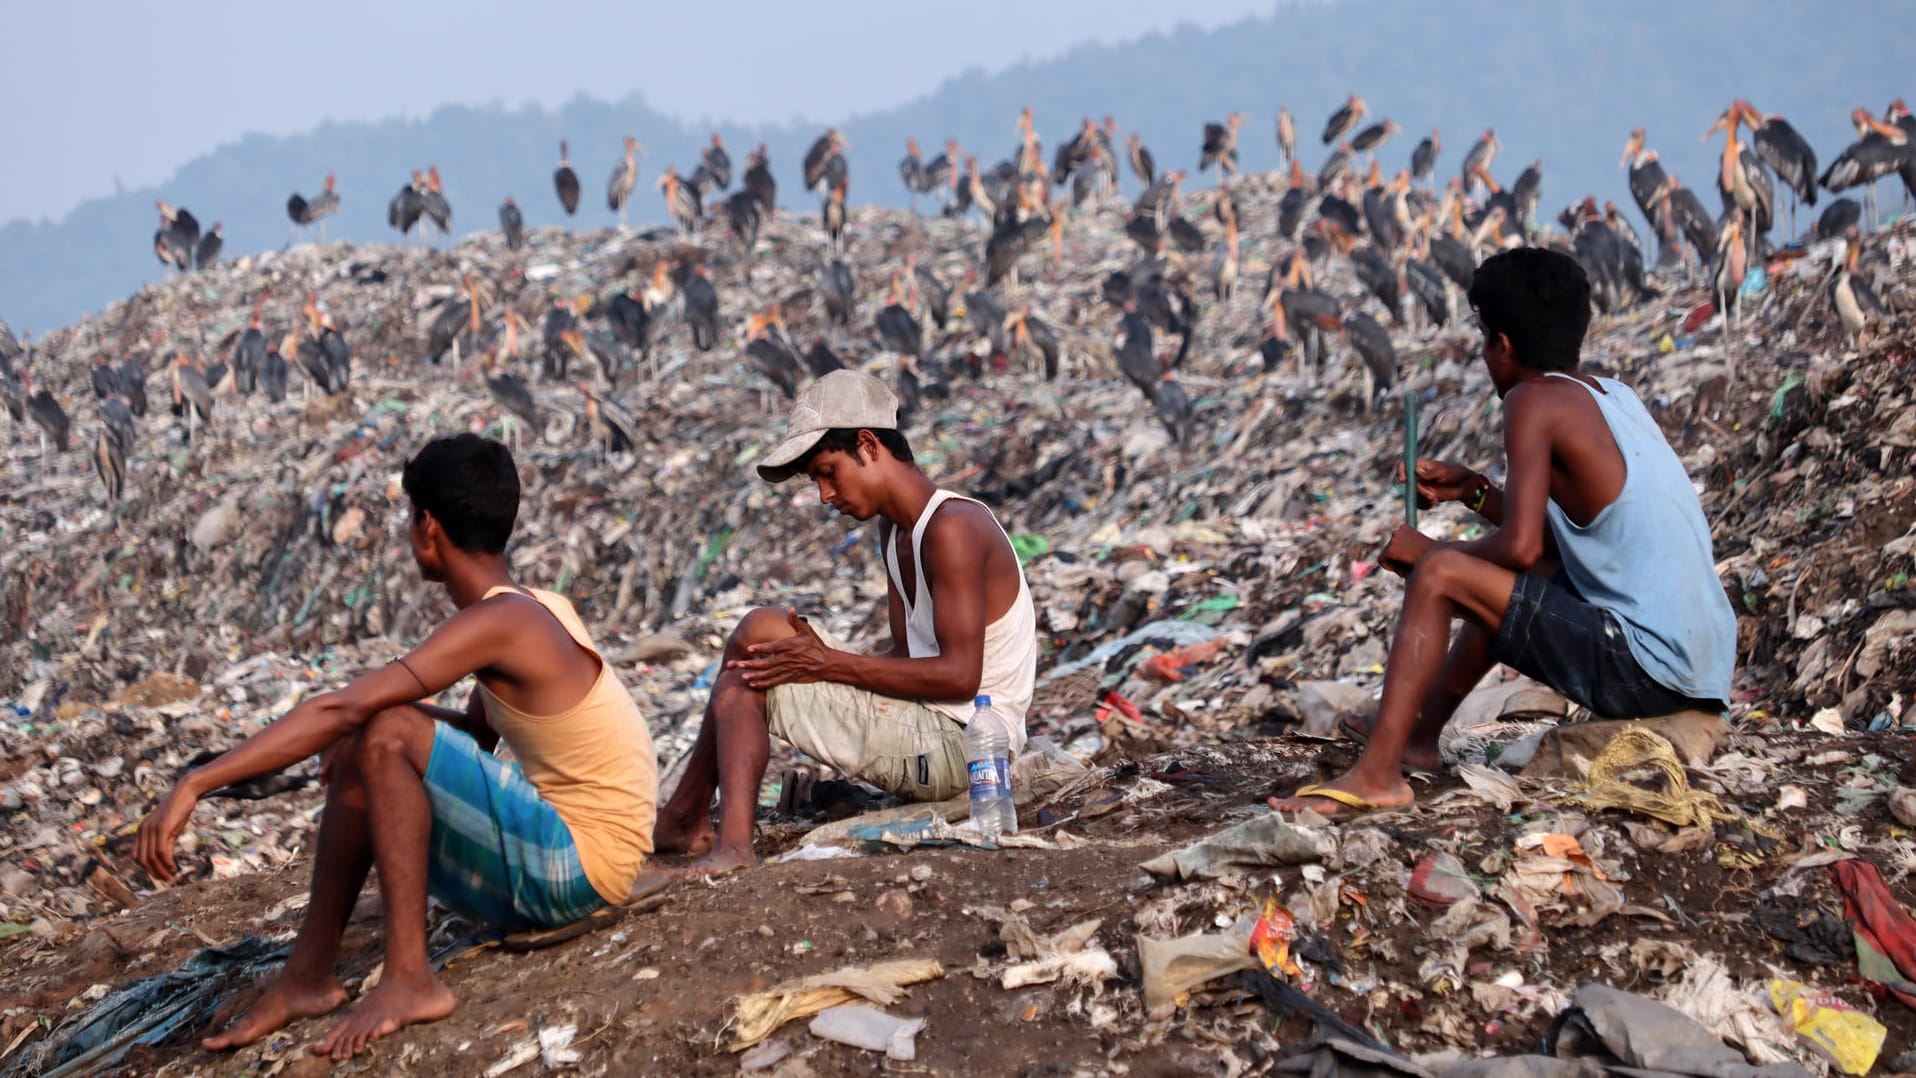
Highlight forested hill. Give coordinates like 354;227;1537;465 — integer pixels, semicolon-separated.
5;0;1912;334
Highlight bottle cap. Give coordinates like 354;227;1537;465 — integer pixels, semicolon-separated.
974;695;991;708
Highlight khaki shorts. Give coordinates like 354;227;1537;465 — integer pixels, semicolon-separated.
764;636;968;801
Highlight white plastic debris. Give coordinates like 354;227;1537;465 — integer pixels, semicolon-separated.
808;1003;925;1060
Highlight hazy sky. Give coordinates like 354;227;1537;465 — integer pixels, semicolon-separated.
2;0;1276;226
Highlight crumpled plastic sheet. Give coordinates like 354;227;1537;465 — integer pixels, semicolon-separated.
2;935;290;1078
1139;812;1335;881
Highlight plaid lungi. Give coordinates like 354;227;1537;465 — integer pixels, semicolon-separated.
422;722;605;931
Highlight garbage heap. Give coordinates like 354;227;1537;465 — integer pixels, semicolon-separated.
0;172;1911;1023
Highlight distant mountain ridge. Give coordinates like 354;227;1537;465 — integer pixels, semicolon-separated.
4;0;1912;335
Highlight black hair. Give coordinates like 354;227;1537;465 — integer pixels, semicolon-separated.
401;434;519;554
1466;247;1592;372
797;427;915;471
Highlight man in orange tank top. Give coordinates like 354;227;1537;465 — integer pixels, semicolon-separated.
133;435;657;1061
653;370;1037;876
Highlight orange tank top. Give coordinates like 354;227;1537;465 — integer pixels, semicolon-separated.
475;585;658;903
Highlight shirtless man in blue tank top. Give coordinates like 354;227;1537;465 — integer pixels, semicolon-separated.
1272;248;1736;818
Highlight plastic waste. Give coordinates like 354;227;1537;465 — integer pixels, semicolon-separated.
808;1003;926;1061
1768;981;1884;1075
965;695;1017;840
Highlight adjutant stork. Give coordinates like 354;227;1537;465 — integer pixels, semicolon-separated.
1621;129;1677;265
745;144;777;216
1704;107;1773;254
1832;226;1891;347
1821;108;1909;230
93;427;125;504
1410;128;1441;185
659;166;702;234
1733;101;1816;237
822;182;848;252
287;173;340;242
554;141;581;215
420;166;452;238
24;378;70;456
171;355;214;442
483;351;539;452
499;197;526;250
900;138;925;210
578;383;638;459
1322;94;1367;145
1199;113;1242;184
389;171;425;238
1462;129;1499;196
1276;106;1296;167
608;136;645;225
698;134;733;192
1125;133;1156;190
804;129;848;192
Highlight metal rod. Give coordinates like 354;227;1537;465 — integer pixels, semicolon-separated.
1404;388;1420;529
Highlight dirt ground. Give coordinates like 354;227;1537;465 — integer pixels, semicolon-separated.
8;730;1916;1076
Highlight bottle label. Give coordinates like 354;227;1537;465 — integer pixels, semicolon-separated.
968;757;1010;801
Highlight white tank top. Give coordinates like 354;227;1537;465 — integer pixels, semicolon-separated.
883;490;1038;749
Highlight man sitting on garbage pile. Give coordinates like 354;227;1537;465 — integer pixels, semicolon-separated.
1271;247;1735;818
134;434;659;1061
652;369;1039;874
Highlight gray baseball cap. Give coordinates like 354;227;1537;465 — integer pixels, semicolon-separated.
756;369;900;483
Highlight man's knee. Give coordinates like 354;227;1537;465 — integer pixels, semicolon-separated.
357;705;432;771
730;607;796;650
1411;548;1472;594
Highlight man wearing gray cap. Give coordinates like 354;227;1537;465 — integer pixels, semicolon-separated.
652;370;1039;874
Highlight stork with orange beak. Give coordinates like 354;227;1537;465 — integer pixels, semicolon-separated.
1820;107;1908;230
608;136;645;226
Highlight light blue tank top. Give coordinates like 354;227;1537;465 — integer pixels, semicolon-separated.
1542;373;1736;704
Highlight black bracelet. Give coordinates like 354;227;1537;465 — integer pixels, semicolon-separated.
393;656;429;695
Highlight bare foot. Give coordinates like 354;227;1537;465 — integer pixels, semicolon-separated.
202;974;349;1051
1267;772;1415;818
684;843;756;877
651;807;716;857
312;974;455;1060
1340;716;1444;773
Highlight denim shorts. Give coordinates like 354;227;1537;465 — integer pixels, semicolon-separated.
1488;572;1725;719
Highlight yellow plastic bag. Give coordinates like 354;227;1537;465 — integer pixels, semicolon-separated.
1768;979;1885;1076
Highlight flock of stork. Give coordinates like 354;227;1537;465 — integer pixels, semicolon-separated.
3;91;1911;511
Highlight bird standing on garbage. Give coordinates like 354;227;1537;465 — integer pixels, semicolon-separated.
420;167;452;237
389;171;425;238
1461;129;1499;195
745;144;777;217
171;355;214;442
93;427;125;503
499;198;526;250
608;136;644;226
1832;226;1891;347
1199;114;1242;183
288;174;340;242
660;166;702;234
24;377;70;456
1323;94;1367;144
1820;108;1909;229
1734;101;1816;237
554;141;581;216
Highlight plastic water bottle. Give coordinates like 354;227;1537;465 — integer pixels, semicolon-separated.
965;695;1018;840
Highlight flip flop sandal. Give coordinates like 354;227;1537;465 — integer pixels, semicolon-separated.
1277;783;1391;820
501;905;624;952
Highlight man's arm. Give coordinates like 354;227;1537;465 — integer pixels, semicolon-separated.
135;601;516;880
1447;385;1554;572
733;510;991;702
878;521;911;659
